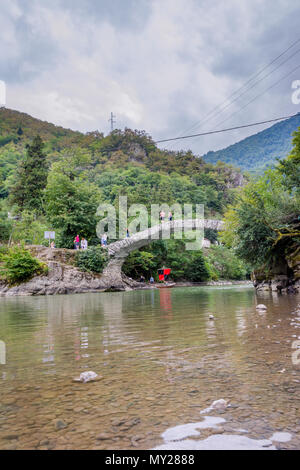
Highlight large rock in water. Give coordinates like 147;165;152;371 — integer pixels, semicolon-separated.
0;246;139;297
253;248;300;294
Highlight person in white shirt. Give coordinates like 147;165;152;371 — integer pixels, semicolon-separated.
81;238;88;250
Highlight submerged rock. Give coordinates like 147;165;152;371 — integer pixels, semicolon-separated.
200;399;229;414
54;419;67;431
256;304;267;310
73;371;99;383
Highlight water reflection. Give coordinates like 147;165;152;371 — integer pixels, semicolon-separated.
0;286;299;450
159;289;172;313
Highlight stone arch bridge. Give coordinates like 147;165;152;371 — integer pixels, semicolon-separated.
102;219;224;286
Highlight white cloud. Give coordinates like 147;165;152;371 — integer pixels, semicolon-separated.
1;0;300;153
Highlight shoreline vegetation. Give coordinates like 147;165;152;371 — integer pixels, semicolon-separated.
0;245;252;297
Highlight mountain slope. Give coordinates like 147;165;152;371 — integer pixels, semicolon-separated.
0;108;245;216
203;113;300;172
0;107;83;144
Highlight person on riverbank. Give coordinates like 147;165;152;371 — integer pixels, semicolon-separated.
50;241;56;249
101;234;108;247
81;238;88;250
74;235;80;250
126;229;130;238
150;276;154;284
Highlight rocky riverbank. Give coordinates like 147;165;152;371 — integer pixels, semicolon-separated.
252;247;300;294
0;246;254;297
0;246;139;297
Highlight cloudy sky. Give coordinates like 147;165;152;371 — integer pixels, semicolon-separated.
1;0;300;155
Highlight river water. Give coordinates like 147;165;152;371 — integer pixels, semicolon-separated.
0;286;299;450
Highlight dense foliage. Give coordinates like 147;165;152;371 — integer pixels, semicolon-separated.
221;127;300;271
45;150;101;248
122;238;247;281
75;246;108;274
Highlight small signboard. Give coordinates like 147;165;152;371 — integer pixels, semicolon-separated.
44;231;55;240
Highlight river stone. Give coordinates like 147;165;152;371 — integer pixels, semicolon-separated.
54;419;68;431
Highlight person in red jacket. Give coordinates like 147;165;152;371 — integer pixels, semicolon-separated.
74;234;80;250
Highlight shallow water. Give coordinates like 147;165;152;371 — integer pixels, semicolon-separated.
0;286;299;450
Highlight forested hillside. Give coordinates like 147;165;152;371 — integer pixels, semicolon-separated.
0;108;250;282
203;113;300;172
0;108;245;212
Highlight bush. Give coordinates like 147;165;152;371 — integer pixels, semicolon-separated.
184;253;211;281
207;245;250;280
0;246;48;285
75;246;107;274
123;251;156;279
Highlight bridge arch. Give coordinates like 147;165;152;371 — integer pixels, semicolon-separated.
101;219;224;285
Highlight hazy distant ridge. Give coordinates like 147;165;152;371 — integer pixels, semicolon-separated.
203;113;300;172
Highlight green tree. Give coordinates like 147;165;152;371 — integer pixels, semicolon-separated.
10;211;48;245
45;150;102;247
10;135;48;213
220;151;300;269
184;252;211;281
277;128;300;194
0;207;12;242
123;251;156;279
207;245;249;280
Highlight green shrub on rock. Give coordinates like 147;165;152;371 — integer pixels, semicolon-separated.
0;246;48;285
75;246;107;274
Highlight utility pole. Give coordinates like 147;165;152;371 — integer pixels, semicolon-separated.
108;112;116;132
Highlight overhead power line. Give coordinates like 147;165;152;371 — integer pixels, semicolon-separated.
94;112;299;153
186;47;300;135
166;36;300;147
155;113;300;144
192;62;300;143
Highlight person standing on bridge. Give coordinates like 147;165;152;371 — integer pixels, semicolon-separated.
168;211;173;221
160;211;165;222
126;229;130;238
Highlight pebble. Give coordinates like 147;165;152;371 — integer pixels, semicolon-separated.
54;419;68;431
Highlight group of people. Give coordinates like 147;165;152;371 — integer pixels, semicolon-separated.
159;211;173;222
74;235;88;250
139;275;155;284
71;212;173;252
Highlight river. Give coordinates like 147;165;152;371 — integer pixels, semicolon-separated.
0;286;299;450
